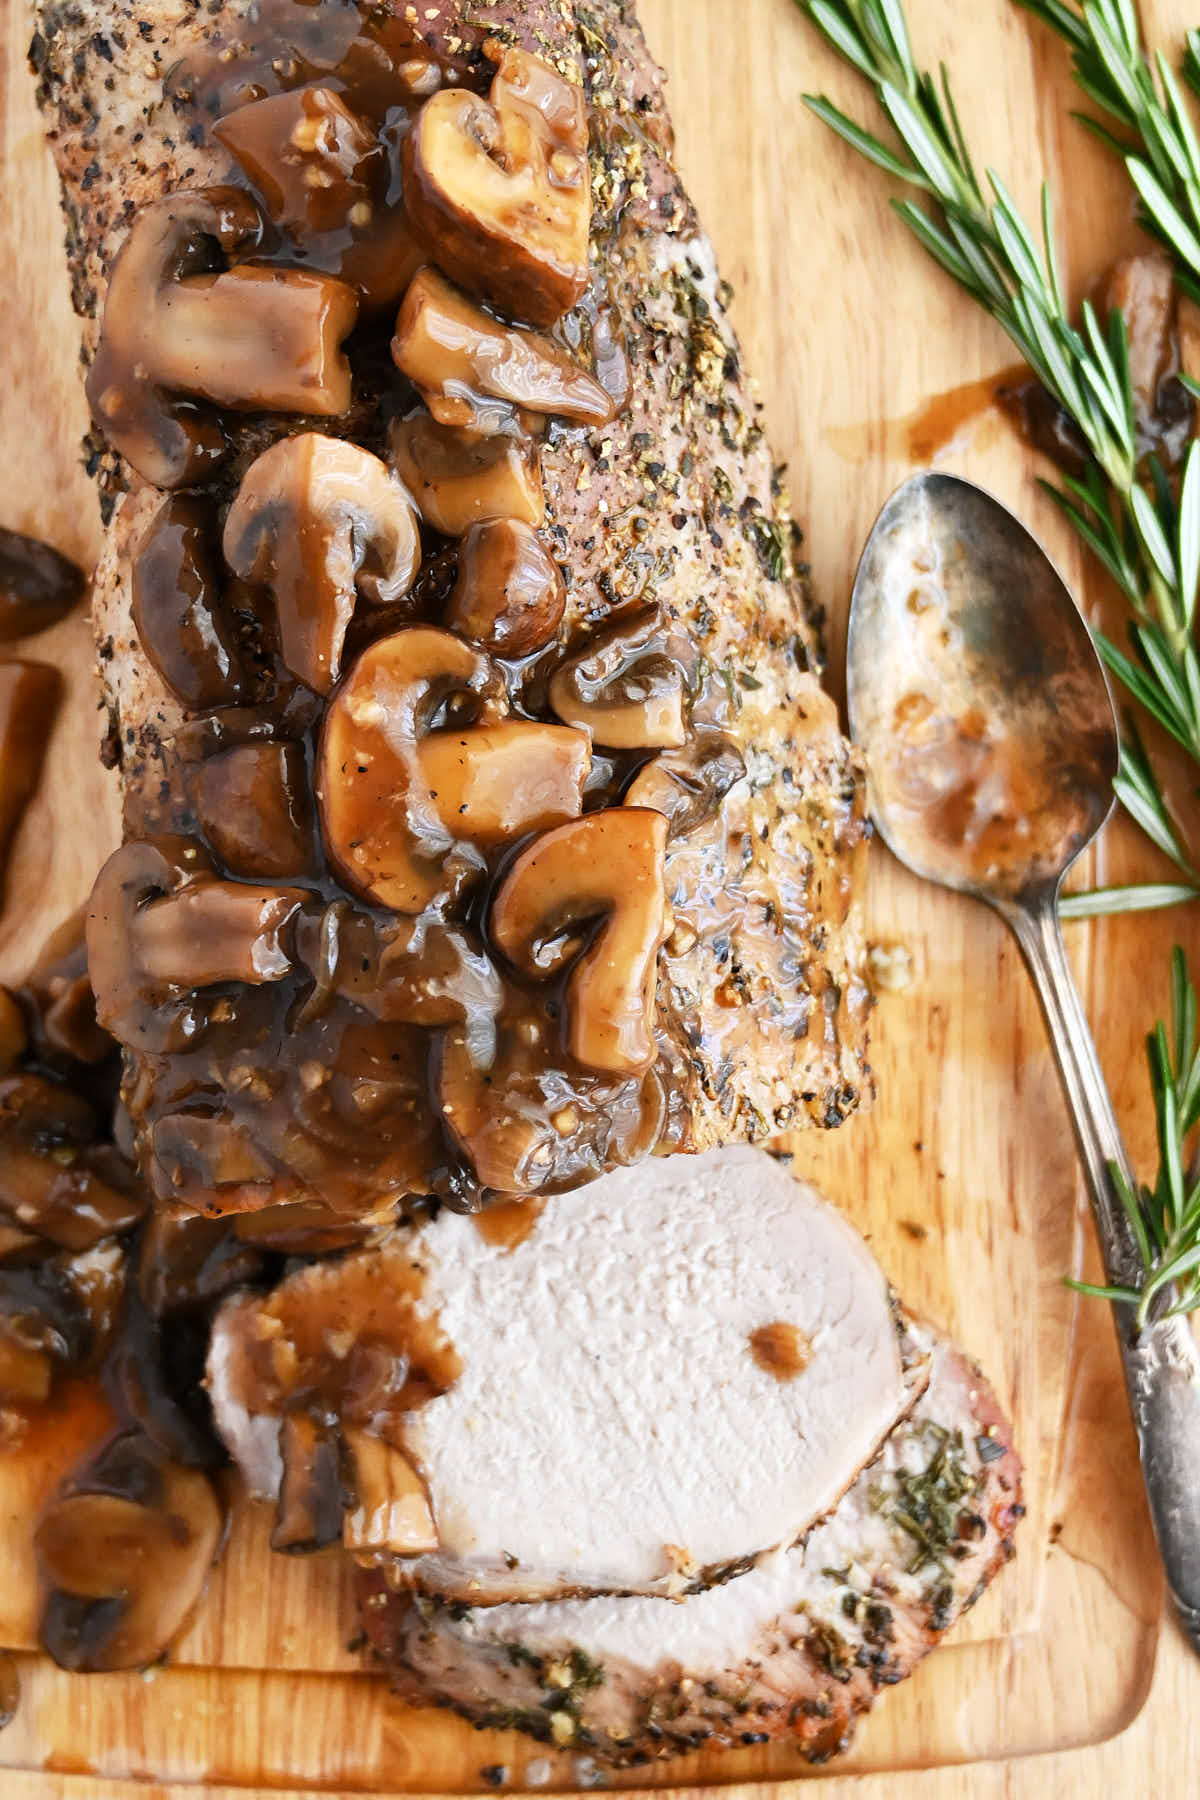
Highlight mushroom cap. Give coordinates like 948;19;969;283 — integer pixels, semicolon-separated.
130;494;247;711
444;518;565;658
36;1432;223;1672
187;741;317;881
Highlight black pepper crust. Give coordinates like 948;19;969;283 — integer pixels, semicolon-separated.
33;0;872;1160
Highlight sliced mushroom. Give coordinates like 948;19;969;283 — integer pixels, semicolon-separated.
150;1112;278;1191
0;528;85;640
319;629;586;914
131;495;247;710
86;837;308;1054
318;626;499;912
389;410;544;536
136;1213;264;1315
0;1270;77;1400
625;734;746;837
85;187;359;487
215;86;379;243
187;740;316;879
36;1431;223;1672
272;1412;347;1553
223;434;422;694
0;660;60;898
0;1073;146;1251
274;1019;444;1208
490;808;669;1074
0;1243;124;1402
231;1199;377;1257
392;267;614;433
107;1273;227;1468
548;608;687;749
403;45;590;327
216;87;425;313
341;1426;438;1555
444;518;565;657
19;907;113;1069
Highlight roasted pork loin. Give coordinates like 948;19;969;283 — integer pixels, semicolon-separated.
34;0;871;1226
361;1335;1022;1765
207;1148;927;1602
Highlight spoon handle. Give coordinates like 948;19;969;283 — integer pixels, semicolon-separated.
1004;897;1200;1653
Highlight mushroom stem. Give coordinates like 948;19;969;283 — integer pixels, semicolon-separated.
134;883;306;988
86;188;358;487
147;265;358;415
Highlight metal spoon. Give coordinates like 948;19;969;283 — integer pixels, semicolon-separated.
848;470;1200;1652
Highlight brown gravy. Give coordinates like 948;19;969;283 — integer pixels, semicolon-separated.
748;1321;810;1381
472;1197;546;1252
86;15;696;1221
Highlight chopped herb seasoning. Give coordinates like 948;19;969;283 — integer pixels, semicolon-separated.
873;1424;981;1575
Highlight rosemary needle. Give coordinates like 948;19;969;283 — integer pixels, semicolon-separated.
1016;0;1200;306
1070;949;1200;1329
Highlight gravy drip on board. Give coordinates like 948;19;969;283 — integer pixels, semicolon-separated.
81;3;733;1223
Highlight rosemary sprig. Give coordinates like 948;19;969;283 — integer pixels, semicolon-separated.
1070;948;1200;1327
798;0;1200;893
1014;1;1200;304
795;0;1200;1318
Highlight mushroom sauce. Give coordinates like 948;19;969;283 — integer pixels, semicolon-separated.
77;2;778;1224
11;0;890;1710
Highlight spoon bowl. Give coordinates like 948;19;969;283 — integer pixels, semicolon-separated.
848;470;1200;1655
848;471;1119;901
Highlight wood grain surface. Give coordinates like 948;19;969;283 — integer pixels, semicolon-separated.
0;0;1196;1792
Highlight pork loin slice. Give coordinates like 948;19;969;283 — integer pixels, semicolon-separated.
207;1148;922;1603
360;1336;1023;1765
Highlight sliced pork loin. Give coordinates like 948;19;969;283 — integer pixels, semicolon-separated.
207;1148;924;1603
360;1337;1022;1766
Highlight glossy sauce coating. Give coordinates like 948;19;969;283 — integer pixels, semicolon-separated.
87;19;717;1221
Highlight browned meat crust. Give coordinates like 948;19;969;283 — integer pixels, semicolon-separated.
33;0;872;1216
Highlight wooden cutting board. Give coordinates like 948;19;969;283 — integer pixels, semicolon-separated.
1;0;1197;1793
